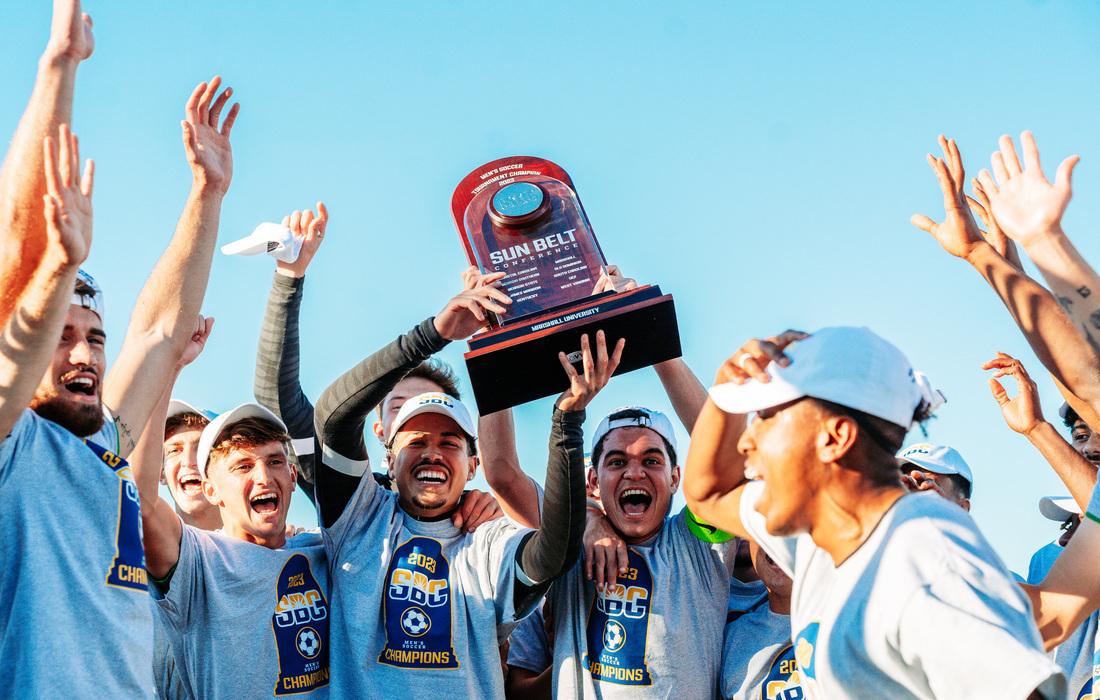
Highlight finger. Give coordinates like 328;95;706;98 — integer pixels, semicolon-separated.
584;539;594;580
580;333;594;385
980;357;1011;370
740;355;770;383
1020;131;1042;173
988;377;1009;405
463;298;487;322
605;551;619;591
480;271;508;286
80;159;95;198
181;121;197;159
754;339;791;368
965;195;989;227
68;130;81;190
42;194;60;229
991;152;1009;186
42;136;61;197
593;544;607;591
616;540;628;575
976;169;999;197
607;337;626;376
316;201;329;225
301;209;315;234
999;134;1022;176
208;86;232;127
289;210;302;234
452;510;464;530
558;351;579;379
185;81;207;124
475;297;507;314
1056;155;1081;191
220;102;241;137
909;213;937;234
947;137;965;185
971;178;991;208
595;330;609;374
197;75;221;118
716;358;749;385
592;276;609;294
481;285;512;305
203;315;215;337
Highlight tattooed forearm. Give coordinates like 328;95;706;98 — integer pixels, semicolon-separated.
114;416;137;455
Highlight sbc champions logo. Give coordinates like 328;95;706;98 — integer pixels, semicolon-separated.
761;644;804;700
379;537;459;669
271;554;330;695
83;439;147;592
584;549;653;686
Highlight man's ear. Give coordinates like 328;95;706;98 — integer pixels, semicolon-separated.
159;467;167;486
289;463;298;491
372;419;385;445
468;454;479;481
586;466;600;496
202;477;223;507
817;414;858;463
669;465;681;493
386;450;396;480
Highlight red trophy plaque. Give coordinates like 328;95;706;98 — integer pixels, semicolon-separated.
451;156;681;413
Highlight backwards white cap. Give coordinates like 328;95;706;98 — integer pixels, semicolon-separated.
590;406;678;456
73;268;104;319
709;327;938;429
167;399;217;422
896;443;974;487
1039;495;1082;522
196;402;288;478
221;223;303;264
388;392;477;446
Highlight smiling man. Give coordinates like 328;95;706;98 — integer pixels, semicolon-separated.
135;400;331;698
162;400;220;530
317;331;619;698
683;326;1064;699
523;405;730;698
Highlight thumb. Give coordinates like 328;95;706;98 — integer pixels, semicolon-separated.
910;214;937;234
1056;155;1081;191
988;377;1009;405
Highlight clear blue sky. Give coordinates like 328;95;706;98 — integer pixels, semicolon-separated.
3;1;1099;571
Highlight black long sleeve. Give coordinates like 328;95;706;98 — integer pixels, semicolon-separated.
515;407;586;605
313;317;448;526
253;273;317;503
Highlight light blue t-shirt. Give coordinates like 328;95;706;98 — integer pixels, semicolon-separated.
323;472;534;699
0;409;152;696
507;605;552;675
1027;539;1096;700
721;597;803;700
545;510;729;698
153;524;331;699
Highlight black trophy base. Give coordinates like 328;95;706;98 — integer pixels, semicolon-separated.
464;285;681;414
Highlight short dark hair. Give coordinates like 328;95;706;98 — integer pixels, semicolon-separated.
942;473;972;500
1063;404;1081;430
591;408;677;469
406;360;461;400
812;399;909;489
164;412;210;440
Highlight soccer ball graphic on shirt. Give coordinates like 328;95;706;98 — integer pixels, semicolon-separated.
603;619;626;652
401;606;432;637
296;626;321;658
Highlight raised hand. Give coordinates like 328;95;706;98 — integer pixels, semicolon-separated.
716;329;808;385
277;202;329;278
41;124;93;267
433;270;512;340
182;76;240;193
179;315;215;368
45;0;94;64
583;507;627;592
976;132;1080;248
592;264;638;294
984;352;1044;436
556;331;625;412
966;179;1023;269
911;135;985;260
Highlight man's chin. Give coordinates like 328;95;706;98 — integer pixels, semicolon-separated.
30;396;104;437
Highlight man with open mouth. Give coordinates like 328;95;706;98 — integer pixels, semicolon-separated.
684;326;1064;699
315;324;620;698
135;399;332;698
0;3;238;695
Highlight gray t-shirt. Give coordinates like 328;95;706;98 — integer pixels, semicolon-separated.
1027;539;1096;700
741;481;1065;699
323;473;533;699
546;510;729;698
0;409;152;696
153;524;331;698
1077;480;1100;699
153;604;188;700
721;598;803;700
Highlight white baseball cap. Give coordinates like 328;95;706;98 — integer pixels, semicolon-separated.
590;406;678;456
709;327;935;429
221;222;303;263
73;268;104;319
896;443;974;487
196;402;289;478
167;399;217;422
1039;495;1082;522
387;392;476;446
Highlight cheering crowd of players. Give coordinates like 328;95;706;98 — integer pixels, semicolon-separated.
7;2;1100;698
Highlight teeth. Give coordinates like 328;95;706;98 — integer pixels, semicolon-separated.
745;467;760;480
622;488;649;498
69;377;93;387
417;469;447;483
250;494;277;504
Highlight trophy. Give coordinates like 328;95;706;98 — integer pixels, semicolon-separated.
451;156;681;413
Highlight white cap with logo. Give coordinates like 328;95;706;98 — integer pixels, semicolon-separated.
387;392;477;446
73;268;105;319
896;443;974;487
196;402;288;478
590;406;678;456
1039;495;1082;522
708;327;941;429
221;222;303;263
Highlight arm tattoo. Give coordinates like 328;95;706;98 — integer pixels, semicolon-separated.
1090;309;1100;330
1058;296;1074;311
1078;286;1092;299
114;416;137;454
